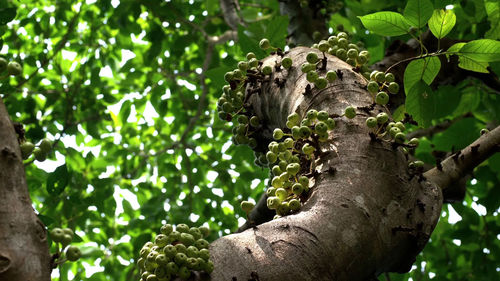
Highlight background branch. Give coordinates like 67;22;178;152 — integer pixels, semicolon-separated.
424;125;500;193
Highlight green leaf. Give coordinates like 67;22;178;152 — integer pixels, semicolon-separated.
264;15;288;49
46;164;70;195
405;80;435;127
447;42;491;73
0;7;16;25
428;9;456;39
393;104;406;121
403;57;441;95
404;0;434;28
358;12;411;36
459;39;500;62
237;24;267;58
485;0;500;39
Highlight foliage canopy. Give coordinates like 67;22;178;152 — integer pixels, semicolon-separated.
0;0;499;280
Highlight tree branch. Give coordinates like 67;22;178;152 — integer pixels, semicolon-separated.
406;113;472;139
424;125;500;193
219;0;244;30
16;7;81;89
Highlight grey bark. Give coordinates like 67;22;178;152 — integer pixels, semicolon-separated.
0;97;51;281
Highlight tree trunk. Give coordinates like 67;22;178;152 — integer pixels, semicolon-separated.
0;97;51;281
208;47;442;281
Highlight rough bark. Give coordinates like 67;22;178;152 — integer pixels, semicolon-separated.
424;125;500;193
0;97;51;281
208;47;443;281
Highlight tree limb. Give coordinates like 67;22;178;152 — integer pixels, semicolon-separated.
219;0;244;30
424;125;500;193
406;113;472;139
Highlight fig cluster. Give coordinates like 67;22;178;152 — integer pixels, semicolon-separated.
312;31;371;72
0;57;22;77
50;227;82;262
263;109;335;218
365;112;420;147
366;70;400;105
300;51;338;89
216;49;268;151
137;224;213;281
20;137;52;161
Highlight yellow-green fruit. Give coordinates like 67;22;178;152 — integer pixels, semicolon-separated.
301;63;316;73
246;52;256;60
388;82;399;94
204;260;214;273
155;254;169;265
146;274;159;281
33;148;46;162
375;91;389;105
249;116;259;127
198;248;210;261
366;117;377;128
7;61;22;76
376;112;389;124
318;40;329;52
259;38;270;49
267;196;280;209
282;57;292;69
20;142;35;160
292;183;304;195
275;188;288;201
179;233;195;246
61;233;72;247
175;244;187;255
62;227;73;236
174;252;188;265
50;228;64;242
273;128;284;140
408;138;419;146
326;70;337;82
160;224;173;235
394;132;406;143
241;201;255;213
163;245;177;259
367;81;379;94
261;65;272;75
66;246;81;261
189;227;202;240
344;106;356;119
314;77;327;89
288;199;301;211
176;224;189;233
306;70;318;82
385;73;395;82
199;226;210;237
195;238;209;249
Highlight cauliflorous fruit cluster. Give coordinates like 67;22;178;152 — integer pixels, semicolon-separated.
312;31;370;72
263;109;335;218
137;224;213;281
50;227;82;262
365;113;420;147
0;57;22;77
366;70;400;105
300;50;338;89
20;137;52;161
